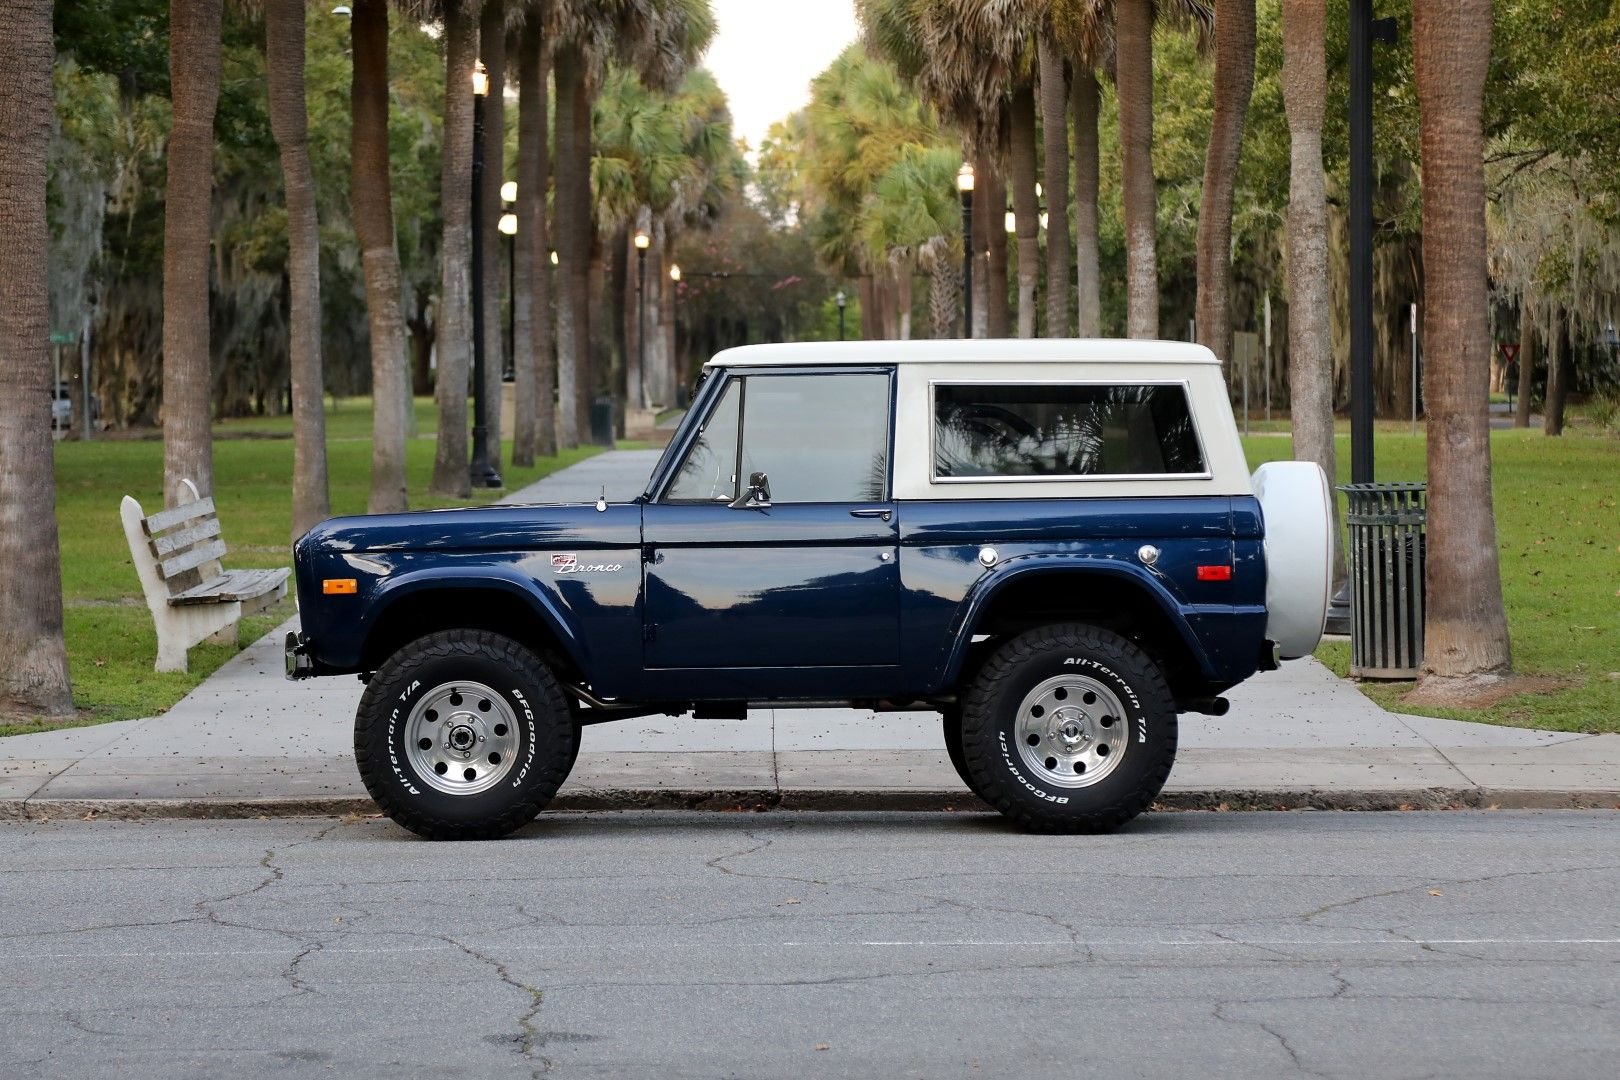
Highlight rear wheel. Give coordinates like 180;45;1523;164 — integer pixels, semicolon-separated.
354;630;577;840
961;623;1177;833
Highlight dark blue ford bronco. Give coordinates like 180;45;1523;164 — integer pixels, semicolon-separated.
288;340;1332;839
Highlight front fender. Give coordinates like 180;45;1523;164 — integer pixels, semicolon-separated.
354;565;590;674
938;554;1217;686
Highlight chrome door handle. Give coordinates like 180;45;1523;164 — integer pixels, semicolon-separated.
849;508;892;522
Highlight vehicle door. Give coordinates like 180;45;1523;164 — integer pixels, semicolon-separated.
640;367;900;676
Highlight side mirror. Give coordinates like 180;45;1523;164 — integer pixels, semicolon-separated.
728;471;772;509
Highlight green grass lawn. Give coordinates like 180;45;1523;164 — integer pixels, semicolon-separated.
1;398;609;737
1243;426;1620;733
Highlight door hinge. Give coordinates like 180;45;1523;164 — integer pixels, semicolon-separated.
643;623;657;643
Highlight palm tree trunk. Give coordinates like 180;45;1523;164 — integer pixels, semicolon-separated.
1038;34;1071;338
1542;307;1568;435
478;0;506;464
858;272;877;339
514;10;553;463
430;0;477;497
350;0;409;512
1196;0;1256;373
1282;0;1344;595
553;41;588;447
267;0;330;541
1008;84;1040;338
1513;297;1534;428
162;0;222;503
1412;0;1512;688
981;156;1011;337
1072;67;1101;336
929;255;961;340
896;263;914;341
1117;0;1157;339
0;0;73;715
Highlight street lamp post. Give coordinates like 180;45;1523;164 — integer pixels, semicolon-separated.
957;164;974;337
634;229;650;410
499;182;517;382
468;60;501;488
835;289;847;341
668;263;681;395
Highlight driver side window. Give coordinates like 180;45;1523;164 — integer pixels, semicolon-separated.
663;371;892;503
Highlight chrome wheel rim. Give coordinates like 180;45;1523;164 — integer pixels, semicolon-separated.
404;680;520;796
1014;674;1129;789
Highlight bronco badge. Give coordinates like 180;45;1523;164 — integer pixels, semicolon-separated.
551;553;623;575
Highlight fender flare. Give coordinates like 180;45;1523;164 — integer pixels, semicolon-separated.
359;566;590;673
938;555;1216;685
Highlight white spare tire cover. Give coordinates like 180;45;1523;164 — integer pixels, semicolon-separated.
1252;461;1333;659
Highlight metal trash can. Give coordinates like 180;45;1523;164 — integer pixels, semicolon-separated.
1339;482;1426;679
589;396;616;447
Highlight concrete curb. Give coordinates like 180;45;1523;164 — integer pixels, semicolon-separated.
4;787;1616;822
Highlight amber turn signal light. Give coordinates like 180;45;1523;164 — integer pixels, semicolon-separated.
322;578;358;595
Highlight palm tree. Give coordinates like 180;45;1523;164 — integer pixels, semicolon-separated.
551;0;714;443
1071;66;1101;335
1007;84;1040;337
163;0;223;503
1281;0;1343;594
0;0;74;716
478;0;507;460
512;2;554;464
429;0;478;498
266;0;330;541
1038;30;1069;337
1411;0;1512;691
1195;0;1256;372
1116;0;1155;338
350;0;410;513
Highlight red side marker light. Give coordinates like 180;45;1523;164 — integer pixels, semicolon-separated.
1197;565;1233;582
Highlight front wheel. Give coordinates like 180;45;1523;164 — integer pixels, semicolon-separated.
960;624;1177;834
354;630;578;840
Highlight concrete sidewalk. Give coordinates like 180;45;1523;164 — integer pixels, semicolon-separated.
3;450;1615;819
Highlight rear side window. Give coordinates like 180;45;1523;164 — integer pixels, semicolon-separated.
934;383;1206;480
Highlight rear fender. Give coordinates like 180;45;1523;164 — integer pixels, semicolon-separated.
939;556;1216;685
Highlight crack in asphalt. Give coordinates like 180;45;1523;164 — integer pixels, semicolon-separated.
439;936;553;1077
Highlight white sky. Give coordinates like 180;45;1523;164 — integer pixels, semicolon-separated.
702;0;861;154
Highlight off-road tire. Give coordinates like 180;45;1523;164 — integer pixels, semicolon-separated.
961;623;1177;833
355;630;577;840
941;707;987;801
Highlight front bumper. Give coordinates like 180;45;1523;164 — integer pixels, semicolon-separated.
285;631;315;680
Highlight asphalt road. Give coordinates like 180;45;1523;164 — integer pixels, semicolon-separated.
2;810;1618;1080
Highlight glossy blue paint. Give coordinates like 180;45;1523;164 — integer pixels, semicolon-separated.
290;373;1272;706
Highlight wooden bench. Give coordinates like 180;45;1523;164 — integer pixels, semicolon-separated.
120;479;290;673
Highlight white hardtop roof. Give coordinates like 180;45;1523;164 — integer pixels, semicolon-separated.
705;338;1219;368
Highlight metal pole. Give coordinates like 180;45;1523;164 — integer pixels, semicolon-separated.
1349;2;1396;483
468;89;500;488
1243;338;1250;437
1411;302;1419;436
1264;292;1272;425
506;230;515;381
637;246;647;410
961;189;973;337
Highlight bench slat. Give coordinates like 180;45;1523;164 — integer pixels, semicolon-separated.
150;517;223;558
159;538;228;580
142;497;217;536
168;568;290;607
